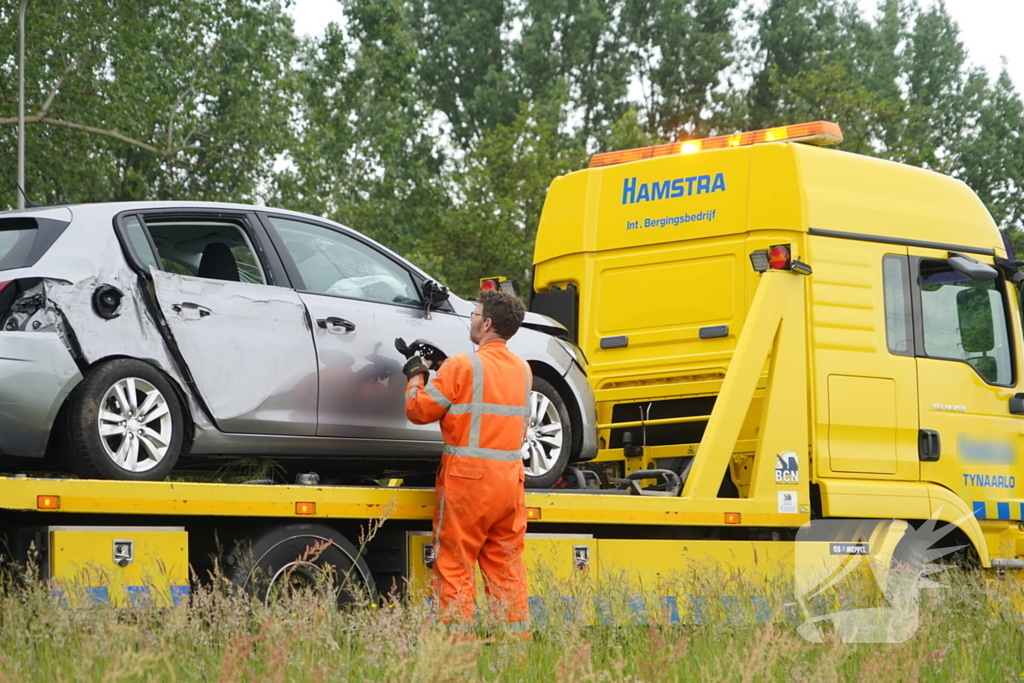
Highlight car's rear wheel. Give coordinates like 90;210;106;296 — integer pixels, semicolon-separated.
64;359;184;481
522;377;573;489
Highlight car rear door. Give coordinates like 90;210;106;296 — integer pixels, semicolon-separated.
119;210;319;435
258;213;471;443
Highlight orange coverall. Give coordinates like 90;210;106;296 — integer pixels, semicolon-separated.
405;340;532;631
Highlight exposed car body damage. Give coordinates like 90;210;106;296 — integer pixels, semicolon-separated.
152;272;318;434
44;271;209;430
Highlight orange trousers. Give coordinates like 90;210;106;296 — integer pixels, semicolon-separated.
432;454;529;630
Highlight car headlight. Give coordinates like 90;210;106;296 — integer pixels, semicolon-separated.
555;338;588;375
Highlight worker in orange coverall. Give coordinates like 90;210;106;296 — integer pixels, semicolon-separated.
403;289;531;635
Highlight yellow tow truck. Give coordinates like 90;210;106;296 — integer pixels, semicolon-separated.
3;121;1022;633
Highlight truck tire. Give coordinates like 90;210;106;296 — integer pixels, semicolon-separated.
228;523;375;608
64;359;184;481
523;377;573;489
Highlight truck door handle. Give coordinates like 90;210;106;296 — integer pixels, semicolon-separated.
317;317;356;334
919;429;941;462
171;302;211;319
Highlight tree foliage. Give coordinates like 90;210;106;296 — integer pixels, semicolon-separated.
0;0;298;206
3;0;1024;293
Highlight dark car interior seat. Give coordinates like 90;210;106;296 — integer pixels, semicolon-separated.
197;242;240;282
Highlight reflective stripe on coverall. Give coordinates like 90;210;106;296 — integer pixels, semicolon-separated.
405;340;532;630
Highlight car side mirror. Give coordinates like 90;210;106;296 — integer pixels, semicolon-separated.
1011;393;1024;415
422;280;449;307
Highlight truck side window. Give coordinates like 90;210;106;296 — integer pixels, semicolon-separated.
918;259;1013;385
882;255;913;356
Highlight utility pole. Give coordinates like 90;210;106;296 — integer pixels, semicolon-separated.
17;0;28;210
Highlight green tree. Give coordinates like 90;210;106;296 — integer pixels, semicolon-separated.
0;0;299;208
622;0;738;139
274;0;454;280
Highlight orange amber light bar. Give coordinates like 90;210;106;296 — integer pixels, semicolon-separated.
526;507;542;521
724;512;742;525
589;121;843;168
295;501;316;515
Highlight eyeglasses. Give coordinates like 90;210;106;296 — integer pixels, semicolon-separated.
470;311;484;319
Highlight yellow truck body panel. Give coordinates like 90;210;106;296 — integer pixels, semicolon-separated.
533;132;1024;567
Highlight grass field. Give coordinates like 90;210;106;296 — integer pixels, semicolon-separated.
1;563;1023;683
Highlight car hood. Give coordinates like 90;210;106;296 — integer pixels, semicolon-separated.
447;294;568;336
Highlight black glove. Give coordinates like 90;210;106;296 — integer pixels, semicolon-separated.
402;356;430;380
395;338;449;367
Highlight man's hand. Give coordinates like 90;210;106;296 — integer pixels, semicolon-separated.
403;355;430;380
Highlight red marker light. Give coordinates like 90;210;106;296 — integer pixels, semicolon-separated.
768;245;791;270
480;279;499;291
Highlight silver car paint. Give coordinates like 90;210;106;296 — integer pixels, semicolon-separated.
152;272;320;435
0;201;597;463
299;292;469;441
0;328;82;458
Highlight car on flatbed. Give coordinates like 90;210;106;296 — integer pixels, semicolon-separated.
0;202;596;486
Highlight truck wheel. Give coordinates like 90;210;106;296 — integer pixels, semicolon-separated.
64;359;184;481
228;523;374;608
523;377;573;489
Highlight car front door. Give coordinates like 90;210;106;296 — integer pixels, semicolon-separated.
121;211;319;435
260;214;472;444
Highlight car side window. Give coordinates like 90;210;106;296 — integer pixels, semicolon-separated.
267;216;421;306
918;259;1013;385
138;218;267;285
122;215;160;271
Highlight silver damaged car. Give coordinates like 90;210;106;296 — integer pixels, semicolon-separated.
0;203;597;486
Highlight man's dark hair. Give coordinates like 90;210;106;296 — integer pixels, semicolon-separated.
480;289;526;338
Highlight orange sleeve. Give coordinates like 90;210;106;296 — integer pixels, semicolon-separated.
404;355;466;425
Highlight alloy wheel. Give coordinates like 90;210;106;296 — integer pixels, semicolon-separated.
522;390;564;477
97;377;173;473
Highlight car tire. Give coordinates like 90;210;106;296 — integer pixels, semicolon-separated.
227;523;375;608
64;359;184;481
523;377;573;489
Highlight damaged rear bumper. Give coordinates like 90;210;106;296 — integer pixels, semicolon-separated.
0;330;82;458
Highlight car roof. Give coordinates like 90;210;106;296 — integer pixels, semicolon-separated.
0;200;438;283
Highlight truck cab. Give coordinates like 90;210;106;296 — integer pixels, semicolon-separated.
532;121;1024;566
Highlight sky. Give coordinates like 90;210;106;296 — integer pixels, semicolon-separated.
286;0;1024;93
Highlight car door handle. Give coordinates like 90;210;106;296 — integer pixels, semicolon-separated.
317;317;356;334
171;302;211;319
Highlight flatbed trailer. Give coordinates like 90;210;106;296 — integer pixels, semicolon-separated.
3;265;1023;632
0;473;802;600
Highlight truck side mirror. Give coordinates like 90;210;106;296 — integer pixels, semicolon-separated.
948;253;998;281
